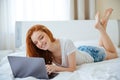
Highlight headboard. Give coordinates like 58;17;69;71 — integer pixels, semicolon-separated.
15;20;120;48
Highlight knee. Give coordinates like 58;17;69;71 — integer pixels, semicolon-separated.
105;52;118;60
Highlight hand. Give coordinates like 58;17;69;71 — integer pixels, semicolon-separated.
46;65;58;74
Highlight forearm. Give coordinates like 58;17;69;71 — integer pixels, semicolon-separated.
46;53;76;73
55;65;76;72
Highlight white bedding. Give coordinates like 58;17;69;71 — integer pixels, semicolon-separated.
1;20;120;80
0;49;120;80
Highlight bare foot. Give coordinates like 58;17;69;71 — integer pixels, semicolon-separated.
101;8;113;29
95;12;105;32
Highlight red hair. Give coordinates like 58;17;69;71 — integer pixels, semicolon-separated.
26;24;55;64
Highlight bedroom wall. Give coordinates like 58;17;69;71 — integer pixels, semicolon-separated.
96;0;120;20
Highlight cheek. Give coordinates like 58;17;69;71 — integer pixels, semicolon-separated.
45;36;50;41
41;38;49;45
43;37;47;42
36;43;41;49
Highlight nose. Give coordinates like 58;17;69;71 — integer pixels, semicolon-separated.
37;41;42;49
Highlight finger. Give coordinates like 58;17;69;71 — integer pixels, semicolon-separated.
48;71;52;75
46;66;52;73
46;65;50;70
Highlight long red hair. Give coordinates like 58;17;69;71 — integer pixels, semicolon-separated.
26;24;55;64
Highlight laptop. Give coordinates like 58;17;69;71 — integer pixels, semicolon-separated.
8;56;58;79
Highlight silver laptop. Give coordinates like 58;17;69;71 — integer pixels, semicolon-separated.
8;56;58;79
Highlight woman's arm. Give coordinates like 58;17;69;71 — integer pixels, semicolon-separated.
46;52;76;74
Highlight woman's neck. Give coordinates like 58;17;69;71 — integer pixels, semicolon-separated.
48;39;61;56
49;39;62;65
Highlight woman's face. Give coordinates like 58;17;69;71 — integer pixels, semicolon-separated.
31;31;51;50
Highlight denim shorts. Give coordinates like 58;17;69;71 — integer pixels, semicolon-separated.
77;45;106;62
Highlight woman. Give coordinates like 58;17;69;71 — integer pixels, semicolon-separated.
26;8;118;74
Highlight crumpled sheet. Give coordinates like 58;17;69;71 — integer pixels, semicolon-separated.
0;52;120;80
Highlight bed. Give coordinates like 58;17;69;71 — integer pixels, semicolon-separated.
0;20;120;80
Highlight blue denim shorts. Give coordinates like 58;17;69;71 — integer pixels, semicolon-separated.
77;45;106;62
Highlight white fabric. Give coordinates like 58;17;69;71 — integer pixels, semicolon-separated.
15;0;70;21
58;39;94;67
59;39;76;67
0;51;120;80
0;0;15;50
75;50;94;65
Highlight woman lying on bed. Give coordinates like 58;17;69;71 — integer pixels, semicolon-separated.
26;8;118;74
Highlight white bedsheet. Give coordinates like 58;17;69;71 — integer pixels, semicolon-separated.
0;51;120;80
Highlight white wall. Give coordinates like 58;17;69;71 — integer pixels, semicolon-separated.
96;0;120;20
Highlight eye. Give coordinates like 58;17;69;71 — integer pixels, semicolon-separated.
40;36;44;39
39;35;44;40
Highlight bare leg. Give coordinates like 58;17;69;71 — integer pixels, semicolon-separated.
101;8;113;29
95;13;118;59
97;8;113;47
95;12;103;46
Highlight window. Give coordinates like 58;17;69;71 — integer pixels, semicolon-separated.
15;0;71;21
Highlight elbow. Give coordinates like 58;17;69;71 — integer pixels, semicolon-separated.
69;67;76;72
